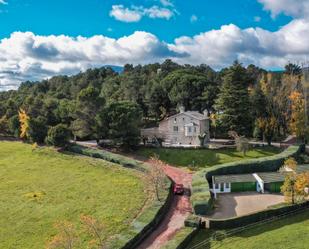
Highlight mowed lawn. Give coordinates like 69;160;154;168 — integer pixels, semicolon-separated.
136;146;281;168
0;141;148;249
189;210;309;249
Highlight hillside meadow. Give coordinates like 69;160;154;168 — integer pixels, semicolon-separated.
0;141;150;248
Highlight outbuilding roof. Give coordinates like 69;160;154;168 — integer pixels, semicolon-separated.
258;172;286;183
296;164;309;174
214;174;256;184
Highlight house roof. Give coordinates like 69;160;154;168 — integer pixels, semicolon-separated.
166;111;208;121
258;172;286;183
214;174;256;184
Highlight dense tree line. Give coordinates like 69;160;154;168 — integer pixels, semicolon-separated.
0;59;307;147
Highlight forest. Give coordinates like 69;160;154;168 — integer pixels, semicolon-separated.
0;59;307;147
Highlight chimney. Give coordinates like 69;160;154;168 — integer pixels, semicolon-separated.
179;105;185;113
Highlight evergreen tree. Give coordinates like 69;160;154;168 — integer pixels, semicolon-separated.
215;61;252;136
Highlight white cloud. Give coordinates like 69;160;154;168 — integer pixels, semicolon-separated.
109;5;142;23
0;0;7;5
258;0;309;18
3;14;309;90
143;6;174;19
160;0;174;7
0;31;185;90
190;15;198;23
109;4;174;22
170;18;309;68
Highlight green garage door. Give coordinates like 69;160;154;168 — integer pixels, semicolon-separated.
231;182;256;192
269;182;283;193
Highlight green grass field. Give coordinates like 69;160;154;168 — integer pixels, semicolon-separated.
189;210;309;249
136;146;281;168
0;141;149;249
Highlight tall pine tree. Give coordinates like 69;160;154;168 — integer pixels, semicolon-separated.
215;61;252;136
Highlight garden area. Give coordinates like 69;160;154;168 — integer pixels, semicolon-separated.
188;210;309;249
0;141;153;249
136;146;281;168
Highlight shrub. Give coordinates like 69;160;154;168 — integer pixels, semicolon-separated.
46;124;71;147
184;214;203;228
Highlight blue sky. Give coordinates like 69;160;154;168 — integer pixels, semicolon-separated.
1;0;309;90
0;0;291;41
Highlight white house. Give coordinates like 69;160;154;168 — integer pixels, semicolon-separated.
141;107;210;146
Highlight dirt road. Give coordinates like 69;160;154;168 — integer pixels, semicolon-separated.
137;164;193;249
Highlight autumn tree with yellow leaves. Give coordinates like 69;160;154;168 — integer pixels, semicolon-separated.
289;90;306;140
18;108;30;140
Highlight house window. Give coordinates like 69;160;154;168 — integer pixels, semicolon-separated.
194;127;197;133
173;126;178;132
174;118;177;123
215;183;219;189
225;183;230;188
188;127;192;133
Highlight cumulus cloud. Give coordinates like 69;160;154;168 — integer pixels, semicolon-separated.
0;31;186;90
258;0;309;18
3;11;309;90
109;4;174;22
109;5;142;23
170;18;309;68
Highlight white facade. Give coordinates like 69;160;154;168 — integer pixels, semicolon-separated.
141;109;210;146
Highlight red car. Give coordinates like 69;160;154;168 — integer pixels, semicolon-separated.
173;183;185;195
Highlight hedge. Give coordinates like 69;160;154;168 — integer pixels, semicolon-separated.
184;214;205;228
209;201;309;229
67;144;148;172
191;145;303;215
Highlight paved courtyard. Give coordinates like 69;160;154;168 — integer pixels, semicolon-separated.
209;192;285;219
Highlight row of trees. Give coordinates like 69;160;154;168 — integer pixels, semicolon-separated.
0;60;307;147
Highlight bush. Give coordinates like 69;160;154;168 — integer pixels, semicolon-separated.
191;145;302;215
46;124;71;147
184;214;203;228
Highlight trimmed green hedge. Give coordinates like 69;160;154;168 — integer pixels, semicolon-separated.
191;145;303;215
209;201;309;229
67;144;148;172
184;214;204;228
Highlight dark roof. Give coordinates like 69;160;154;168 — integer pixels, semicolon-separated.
258;172;286;183
214;174;256;184
296;164;309;174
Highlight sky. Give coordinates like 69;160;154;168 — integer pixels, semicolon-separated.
0;0;309;90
